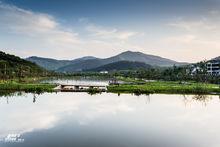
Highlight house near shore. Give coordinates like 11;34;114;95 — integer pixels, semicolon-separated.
207;59;220;76
100;71;108;74
109;78;120;85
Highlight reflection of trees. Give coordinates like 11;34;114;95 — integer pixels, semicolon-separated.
182;94;213;106
0;90;16;97
117;92;151;104
182;95;192;106
33;93;37;103
0;91;41;104
193;95;212;106
0;91;25;104
32;92;42;103
87;91;101;96
144;94;151;104
132;93;151;104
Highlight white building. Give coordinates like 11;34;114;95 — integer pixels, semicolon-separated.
207;60;220;76
99;71;108;74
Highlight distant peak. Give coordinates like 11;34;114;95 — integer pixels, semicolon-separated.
123;50;133;53
119;50;146;56
26;56;47;60
120;50;137;54
73;56;97;61
28;56;38;58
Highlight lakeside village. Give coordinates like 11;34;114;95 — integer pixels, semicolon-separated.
0;53;220;95
96;58;220;77
54;58;220;93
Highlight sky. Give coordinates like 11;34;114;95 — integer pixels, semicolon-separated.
0;0;219;62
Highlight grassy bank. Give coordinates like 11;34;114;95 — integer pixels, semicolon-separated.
0;77;219;95
108;81;220;95
0;82;56;93
0;77;52;84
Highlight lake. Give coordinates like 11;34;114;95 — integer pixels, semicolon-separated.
1;79;220;147
40;77;109;86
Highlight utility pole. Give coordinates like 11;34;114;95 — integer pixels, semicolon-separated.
18;66;23;82
4;63;6;75
3;63;7;80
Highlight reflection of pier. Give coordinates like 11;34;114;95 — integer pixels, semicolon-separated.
54;84;107;92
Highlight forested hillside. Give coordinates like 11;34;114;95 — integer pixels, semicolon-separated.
0;51;48;79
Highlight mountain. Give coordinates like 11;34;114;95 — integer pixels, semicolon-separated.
26;56;97;71
57;51;186;72
0;51;45;75
57;58;102;72
213;56;220;61
26;51;187;72
86;61;152;71
110;51;181;66
26;56;71;71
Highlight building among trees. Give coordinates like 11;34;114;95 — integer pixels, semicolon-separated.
207;59;220;76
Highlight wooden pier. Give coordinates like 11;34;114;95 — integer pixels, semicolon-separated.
54;84;107;92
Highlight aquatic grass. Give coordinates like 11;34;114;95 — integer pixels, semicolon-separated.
0;82;56;93
107;81;220;94
87;88;102;95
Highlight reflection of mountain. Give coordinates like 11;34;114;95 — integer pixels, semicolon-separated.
1;93;220;147
26;51;187;72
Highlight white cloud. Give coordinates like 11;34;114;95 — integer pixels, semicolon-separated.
0;3;81;46
164;35;196;44
85;24;138;40
168;18;217;31
160;12;220;62
0;3;141;59
0;2;219;62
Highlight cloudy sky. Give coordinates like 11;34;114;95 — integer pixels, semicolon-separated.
0;0;219;62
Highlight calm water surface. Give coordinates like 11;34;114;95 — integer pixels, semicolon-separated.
41;78;109;86
0;91;220;147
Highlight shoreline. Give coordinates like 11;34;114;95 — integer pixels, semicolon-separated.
0;80;219;95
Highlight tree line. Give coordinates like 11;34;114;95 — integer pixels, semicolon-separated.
111;61;220;84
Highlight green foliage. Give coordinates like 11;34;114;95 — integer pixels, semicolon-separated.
108;62;220;84
0;51;53;79
108;81;220;94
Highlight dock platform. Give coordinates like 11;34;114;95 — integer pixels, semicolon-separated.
54;84;107;92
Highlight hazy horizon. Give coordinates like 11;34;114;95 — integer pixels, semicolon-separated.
0;0;219;62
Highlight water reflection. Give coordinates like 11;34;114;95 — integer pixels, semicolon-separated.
1;93;220;147
0;92;42;104
33;94;37;103
41;77;109;86
0;91;219;106
192;95;212;105
182;94;216;106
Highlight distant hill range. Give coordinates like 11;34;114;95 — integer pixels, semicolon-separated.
86;61;152;71
0;51;45;75
26;51;188;72
26;56;96;71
